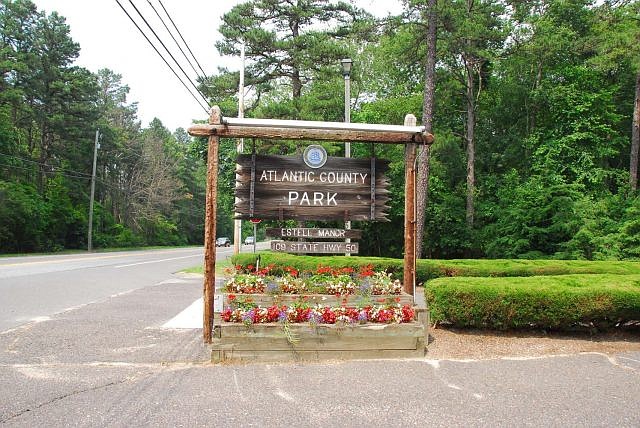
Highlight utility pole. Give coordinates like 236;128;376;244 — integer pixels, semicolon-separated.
234;42;245;255
88;129;100;252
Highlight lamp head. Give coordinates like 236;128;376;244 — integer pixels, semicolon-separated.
340;58;352;77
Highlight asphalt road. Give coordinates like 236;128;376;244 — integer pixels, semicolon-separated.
0;244;267;332
1;245;639;426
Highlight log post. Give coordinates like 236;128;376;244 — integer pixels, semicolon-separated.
403;114;417;296
203;106;221;343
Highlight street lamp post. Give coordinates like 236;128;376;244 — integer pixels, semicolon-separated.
234;43;246;255
340;58;352;156
341;58;352;255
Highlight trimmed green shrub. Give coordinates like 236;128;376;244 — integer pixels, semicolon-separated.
231;252;640;283
426;274;640;331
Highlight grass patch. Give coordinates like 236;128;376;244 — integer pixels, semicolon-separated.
182;258;232;276
427;274;640;331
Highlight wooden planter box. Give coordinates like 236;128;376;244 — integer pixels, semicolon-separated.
211;308;428;363
222;292;414;308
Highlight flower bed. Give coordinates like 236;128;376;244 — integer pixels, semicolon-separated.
222;292;414;308
224;263;403;296
211;263;424;363
221;303;415;325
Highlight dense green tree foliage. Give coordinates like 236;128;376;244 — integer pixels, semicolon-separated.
0;0;207;252
2;0;639;260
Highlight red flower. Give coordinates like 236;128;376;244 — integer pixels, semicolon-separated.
228;294;236;301
358;264;375;277
376;309;394;323
221;308;232;322
321;307;336;324
294;307;311;323
345;308;359;321
247;264;255;272
316;265;332;275
266;306;280;323
284;266;299;277
401;305;415;323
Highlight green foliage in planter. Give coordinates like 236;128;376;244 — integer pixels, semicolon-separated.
230;252;640;284
426;274;640;331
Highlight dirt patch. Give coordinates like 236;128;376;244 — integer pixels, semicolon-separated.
426;327;640;360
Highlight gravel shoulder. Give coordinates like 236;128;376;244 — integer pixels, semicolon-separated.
426;326;640;360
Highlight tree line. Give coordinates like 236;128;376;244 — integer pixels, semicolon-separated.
0;0;209;252
2;0;639;260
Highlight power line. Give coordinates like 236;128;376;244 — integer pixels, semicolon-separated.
0;162;92;180
157;0;207;78
114;0;209;114
125;0;210;107
146;0;205;82
0;152;92;178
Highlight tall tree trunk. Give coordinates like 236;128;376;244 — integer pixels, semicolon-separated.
291;20;302;103
465;58;475;229
292;68;302;100
630;71;640;192
416;0;437;259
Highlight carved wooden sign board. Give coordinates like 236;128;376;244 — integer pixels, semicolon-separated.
266;227;362;239
266;227;362;254
234;152;390;222
271;241;359;254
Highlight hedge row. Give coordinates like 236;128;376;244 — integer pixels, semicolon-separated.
426;274;640;331
231;252;640;283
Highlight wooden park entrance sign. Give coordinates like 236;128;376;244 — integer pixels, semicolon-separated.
188;108;434;343
235;154;390;221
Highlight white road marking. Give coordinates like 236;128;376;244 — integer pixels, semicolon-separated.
618;356;640;364
162;298;204;329
115;254;201;268
0;253;130;268
0;248;202;268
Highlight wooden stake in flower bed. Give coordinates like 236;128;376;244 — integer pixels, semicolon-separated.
190;107;434;343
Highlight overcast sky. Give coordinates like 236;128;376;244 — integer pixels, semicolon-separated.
32;0;402;131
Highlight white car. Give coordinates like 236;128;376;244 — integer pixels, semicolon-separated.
244;236;255;245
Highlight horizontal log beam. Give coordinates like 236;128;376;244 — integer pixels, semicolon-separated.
188;124;434;145
225;117;425;133
234;209;389;222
